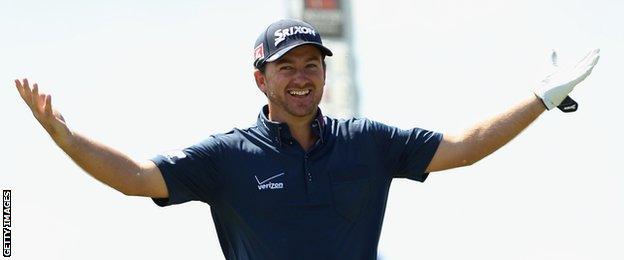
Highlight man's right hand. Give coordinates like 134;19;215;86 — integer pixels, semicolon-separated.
15;78;72;145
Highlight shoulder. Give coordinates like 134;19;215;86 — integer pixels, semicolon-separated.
331;117;384;130
329;117;433;140
201;125;272;153
326;117;382;139
197;128;247;150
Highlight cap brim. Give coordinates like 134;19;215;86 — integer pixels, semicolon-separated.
265;42;333;63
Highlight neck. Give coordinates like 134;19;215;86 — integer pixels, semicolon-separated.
267;105;318;151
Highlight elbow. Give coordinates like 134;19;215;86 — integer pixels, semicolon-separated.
117;173;145;197
459;155;483;168
461;158;477;167
118;185;141;197
119;163;158;197
455;133;487;168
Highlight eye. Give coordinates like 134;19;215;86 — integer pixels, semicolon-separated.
280;65;294;71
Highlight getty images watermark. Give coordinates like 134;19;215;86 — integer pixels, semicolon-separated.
3;190;10;257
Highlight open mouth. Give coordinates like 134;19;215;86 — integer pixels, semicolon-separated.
287;89;311;97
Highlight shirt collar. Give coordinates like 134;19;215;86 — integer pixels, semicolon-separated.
256;105;325;147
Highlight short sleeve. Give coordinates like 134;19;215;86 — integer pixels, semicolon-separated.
150;138;221;207
370;120;443;182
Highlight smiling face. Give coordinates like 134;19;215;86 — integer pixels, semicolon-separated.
254;44;326;123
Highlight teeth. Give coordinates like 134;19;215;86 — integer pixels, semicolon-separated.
288;89;310;96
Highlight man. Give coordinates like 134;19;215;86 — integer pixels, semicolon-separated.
15;19;599;259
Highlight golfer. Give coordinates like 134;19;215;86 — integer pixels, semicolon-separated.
14;19;600;259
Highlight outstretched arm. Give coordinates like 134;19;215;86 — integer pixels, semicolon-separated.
426;49;600;173
15;79;168;198
426;95;544;172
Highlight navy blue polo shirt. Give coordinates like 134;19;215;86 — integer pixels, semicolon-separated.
151;105;442;260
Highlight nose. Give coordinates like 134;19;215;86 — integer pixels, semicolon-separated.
291;69;310;87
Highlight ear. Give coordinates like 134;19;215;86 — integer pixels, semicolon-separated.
253;69;267;94
322;58;327;81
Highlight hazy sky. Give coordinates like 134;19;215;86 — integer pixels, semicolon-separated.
2;0;623;259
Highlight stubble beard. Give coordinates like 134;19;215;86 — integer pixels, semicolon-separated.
267;87;322;119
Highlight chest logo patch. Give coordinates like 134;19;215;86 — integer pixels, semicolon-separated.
255;172;284;190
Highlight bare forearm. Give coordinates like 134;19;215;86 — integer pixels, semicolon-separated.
54;131;146;196
458;95;545;165
427;50;599;173
14;79;161;197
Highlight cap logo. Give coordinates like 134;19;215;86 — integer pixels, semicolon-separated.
254;43;264;61
274;26;316;46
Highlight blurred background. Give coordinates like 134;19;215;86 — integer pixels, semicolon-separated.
1;0;623;259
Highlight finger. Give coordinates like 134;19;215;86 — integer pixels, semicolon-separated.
56;111;65;122
32;83;40;110
583;55;600;77
580;49;596;62
573;54;600;84
585;49;600;66
589;51;600;67
575;51;600;75
575;49;599;69
572;50;593;70
21;79;33;106
15;79;26;99
550;49;558;67
14;79;22;89
38;94;46;112
45;94;53;116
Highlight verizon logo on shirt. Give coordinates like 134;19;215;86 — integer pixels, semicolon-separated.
255;173;285;190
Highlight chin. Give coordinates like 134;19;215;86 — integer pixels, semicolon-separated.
288;108;315;117
287;105;318;118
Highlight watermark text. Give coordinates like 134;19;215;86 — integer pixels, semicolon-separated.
3;190;11;257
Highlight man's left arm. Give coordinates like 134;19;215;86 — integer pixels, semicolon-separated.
426;95;544;172
426;49;600;173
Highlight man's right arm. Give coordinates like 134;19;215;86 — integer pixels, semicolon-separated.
15;78;168;198
58;132;168;197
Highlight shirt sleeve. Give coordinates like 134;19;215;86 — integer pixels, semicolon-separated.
150;138;221;207
369;120;443;182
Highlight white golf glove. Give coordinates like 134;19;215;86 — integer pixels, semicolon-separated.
534;49;600;111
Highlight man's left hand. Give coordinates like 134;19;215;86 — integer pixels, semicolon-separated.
534;49;600;110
